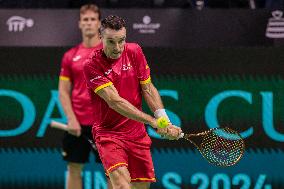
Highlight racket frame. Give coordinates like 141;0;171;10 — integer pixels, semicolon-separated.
180;127;245;167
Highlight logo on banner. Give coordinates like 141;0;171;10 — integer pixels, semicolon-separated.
266;10;284;38
133;15;160;34
6;16;34;32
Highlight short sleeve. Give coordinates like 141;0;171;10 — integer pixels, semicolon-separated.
83;59;112;93
135;45;151;84
59;52;72;82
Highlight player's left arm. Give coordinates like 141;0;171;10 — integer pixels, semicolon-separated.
141;82;182;139
136;44;181;138
134;44;167;120
141;82;164;113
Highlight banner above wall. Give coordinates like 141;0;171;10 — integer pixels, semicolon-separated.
0;9;278;47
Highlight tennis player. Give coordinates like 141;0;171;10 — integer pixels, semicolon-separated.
83;15;182;189
58;4;111;189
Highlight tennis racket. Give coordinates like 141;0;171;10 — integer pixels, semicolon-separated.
179;127;245;167
50;121;97;150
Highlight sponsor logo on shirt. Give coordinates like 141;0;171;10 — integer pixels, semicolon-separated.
6;16;34;32
72;55;81;62
266;10;284;38
90;75;102;82
104;69;113;75
133;15;161;34
122;63;132;71
90;69;113;83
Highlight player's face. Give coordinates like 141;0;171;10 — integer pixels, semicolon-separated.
101;27;126;59
79;10;100;38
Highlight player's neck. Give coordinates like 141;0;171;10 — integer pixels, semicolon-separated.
82;35;100;48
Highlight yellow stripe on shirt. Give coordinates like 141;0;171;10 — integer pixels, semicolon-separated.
146;64;149;69
59;76;70;81
94;82;113;93
140;76;151;85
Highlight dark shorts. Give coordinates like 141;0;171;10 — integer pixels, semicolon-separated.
96;134;156;182
62;125;101;164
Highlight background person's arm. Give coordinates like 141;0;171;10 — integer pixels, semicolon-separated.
58;79;81;136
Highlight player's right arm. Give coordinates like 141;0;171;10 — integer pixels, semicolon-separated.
58;53;81;136
96;84;159;129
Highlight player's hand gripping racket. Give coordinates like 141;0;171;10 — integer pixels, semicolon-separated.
50;121;97;150
157;117;245;167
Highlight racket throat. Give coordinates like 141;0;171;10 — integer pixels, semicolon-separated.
184;135;201;149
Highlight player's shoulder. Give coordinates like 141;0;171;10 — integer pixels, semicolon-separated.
84;49;103;68
61;44;81;61
93;42;103;50
90;48;103;61
125;43;142;53
64;44;81;56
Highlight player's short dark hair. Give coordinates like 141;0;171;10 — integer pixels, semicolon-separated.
80;3;101;20
99;15;126;35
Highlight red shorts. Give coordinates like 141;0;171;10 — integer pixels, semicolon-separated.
95;134;156;182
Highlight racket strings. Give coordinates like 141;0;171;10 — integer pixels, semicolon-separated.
199;128;244;166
